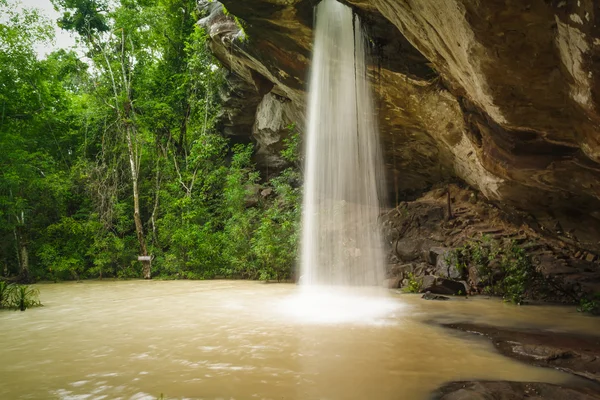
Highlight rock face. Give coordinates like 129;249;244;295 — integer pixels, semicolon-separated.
382;184;600;303
200;0;600;254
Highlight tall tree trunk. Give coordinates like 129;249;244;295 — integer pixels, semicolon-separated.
125;125;151;279
150;151;161;246
14;225;29;282
20;241;28;280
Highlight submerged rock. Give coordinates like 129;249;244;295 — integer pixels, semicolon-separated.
443;323;600;384
422;292;449;301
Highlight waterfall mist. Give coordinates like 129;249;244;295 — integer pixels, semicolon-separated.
300;0;386;287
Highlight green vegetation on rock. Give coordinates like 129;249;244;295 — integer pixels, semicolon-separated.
445;235;538;304
403;272;423;294
577;293;600;315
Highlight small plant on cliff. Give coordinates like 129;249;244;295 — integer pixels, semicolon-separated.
404;273;423;293
221;5;248;42
281;124;302;166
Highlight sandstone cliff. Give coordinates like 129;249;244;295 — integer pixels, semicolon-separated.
199;0;600;259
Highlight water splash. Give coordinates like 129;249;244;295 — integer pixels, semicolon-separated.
280;286;405;325
300;0;386;287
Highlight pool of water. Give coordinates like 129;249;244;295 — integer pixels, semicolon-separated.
0;280;597;399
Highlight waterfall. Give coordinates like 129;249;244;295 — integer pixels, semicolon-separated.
300;0;386;287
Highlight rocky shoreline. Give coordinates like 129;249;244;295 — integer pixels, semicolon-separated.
431;381;600;400
429;323;600;399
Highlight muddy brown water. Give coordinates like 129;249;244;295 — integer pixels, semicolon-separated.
0;281;598;399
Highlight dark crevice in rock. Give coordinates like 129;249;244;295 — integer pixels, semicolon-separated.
293;0;321;28
295;0;438;81
249;69;275;96
219;1;287;21
357;9;437;81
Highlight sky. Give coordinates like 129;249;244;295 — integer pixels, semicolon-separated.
19;0;79;58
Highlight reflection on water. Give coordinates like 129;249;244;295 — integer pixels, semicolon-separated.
0;281;597;399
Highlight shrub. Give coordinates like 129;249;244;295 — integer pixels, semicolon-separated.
444;236;537;304
578;293;600;315
0;282;42;311
403;273;423;293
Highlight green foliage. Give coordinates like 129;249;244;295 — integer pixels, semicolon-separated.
0;0;301;283
221;4;248;41
577;293;600;315
403;273;422;293
0;282;42;311
281;124;302;165
0;281;10;307
498;241;534;304
11;285;42;311
53;0;110;37
445;234;499;283
445;235;537;304
252;172;300;281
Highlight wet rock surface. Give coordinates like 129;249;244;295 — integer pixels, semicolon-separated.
421;277;468;296
443;323;600;384
431;381;600;400
421;292;450;301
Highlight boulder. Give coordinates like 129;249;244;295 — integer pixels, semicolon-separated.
429;247;463;280
422;277;468;296
395;238;437;262
387;263;414;280
428;247;450;262
260;188;273;197
421;275;436;291
383;277;402;289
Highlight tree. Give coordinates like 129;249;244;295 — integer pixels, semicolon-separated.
0;2;62;280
